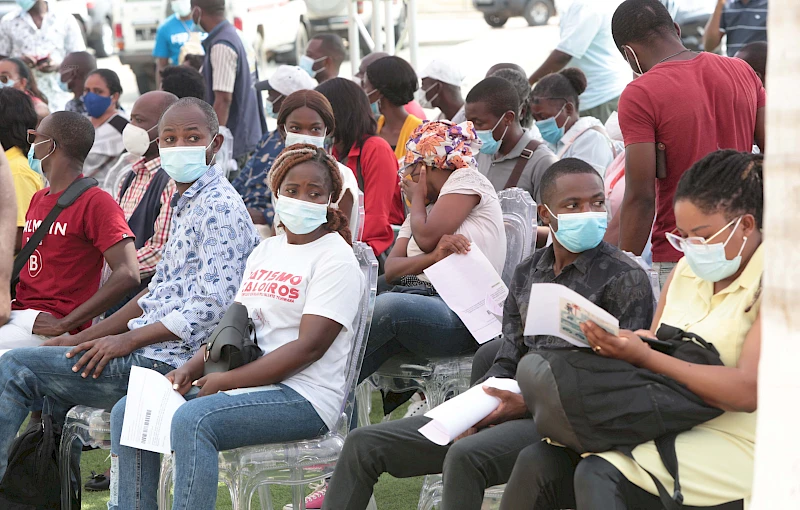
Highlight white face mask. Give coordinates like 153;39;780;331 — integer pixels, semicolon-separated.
285;129;327;149
122;123;157;157
414;82;440;109
171;0;191;17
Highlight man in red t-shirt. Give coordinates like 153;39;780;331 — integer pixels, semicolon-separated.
612;0;765;285
1;111;139;348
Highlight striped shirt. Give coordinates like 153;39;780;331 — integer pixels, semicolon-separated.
117;156;176;278
84;113;128;182
721;0;768;56
209;43;238;93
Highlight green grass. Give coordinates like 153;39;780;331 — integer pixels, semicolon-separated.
77;391;423;509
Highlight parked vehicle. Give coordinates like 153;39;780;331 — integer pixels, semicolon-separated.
472;0;555;28
305;0;407;53
86;0;116;57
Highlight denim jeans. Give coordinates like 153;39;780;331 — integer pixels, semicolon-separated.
0;347;174;478
652;261;678;288
358;293;478;383
109;383;327;510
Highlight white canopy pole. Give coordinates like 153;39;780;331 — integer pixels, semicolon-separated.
372;0;383;53
384;0;395;55
348;0;360;77
408;0;418;69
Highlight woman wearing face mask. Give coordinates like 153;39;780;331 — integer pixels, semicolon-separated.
531;68;615;179
357;120;506;414
0;58;50;122
82;68;129;182
363;56;423;163
501;150;764;510
111;145;363;510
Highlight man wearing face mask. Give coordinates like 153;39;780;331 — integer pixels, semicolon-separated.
418;59;466;124
234;65;317;227
154;0;205;87
60;51;97;116
191;0;261;166
466;77;558;202
323;158;654;510
612;0;765;287
300;34;346;84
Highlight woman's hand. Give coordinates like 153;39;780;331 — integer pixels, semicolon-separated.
399;165;428;206
166;367;197;396
193;372;234;397
432;234;471;262
580;321;653;367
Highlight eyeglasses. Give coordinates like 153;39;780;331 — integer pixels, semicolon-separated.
665;217;742;252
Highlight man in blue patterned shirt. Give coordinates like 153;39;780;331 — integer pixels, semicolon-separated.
0;98;260;479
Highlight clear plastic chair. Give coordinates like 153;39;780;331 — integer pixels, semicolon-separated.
100;153;140;196
59;406;112;509
157;242;379;510
498;187;536;287
418;476;505;510
356;190;366;243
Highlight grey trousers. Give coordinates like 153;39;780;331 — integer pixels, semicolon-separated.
580;95;620;125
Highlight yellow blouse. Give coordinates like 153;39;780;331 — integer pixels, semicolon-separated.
596;245;763;507
377;114;423;162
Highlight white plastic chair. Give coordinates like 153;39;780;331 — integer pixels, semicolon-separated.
59;406;112;509
356;191;365;243
156;241;379;510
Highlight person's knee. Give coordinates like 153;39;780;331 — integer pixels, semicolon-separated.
170;404;213;451
341;425;379;460
574;455;617;490
443;438;480;475
470;340;501;384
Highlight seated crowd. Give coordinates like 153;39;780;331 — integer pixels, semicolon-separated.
0;0;769;508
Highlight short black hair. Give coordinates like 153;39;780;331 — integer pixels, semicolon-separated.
47;111;96;161
366;55;418;107
674;150;763;228
735;41;767;81
162;96;219;135
539;158;602;206
316;77;376;158
612;0;676;49
160;65;206;100
491;68;533;128
466;77;520;119
532;67;588;111
192;0;224;15
0;87;37;153
312;34;346;65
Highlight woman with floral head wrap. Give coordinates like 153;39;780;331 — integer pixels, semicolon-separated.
358;120;507;414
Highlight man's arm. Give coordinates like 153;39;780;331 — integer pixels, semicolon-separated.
0;147;16;326
209;43;238;126
213;92;233;127
703;0;727;52
618;143;657;255
155;57;170;88
529;2;597;86
528;50;572;86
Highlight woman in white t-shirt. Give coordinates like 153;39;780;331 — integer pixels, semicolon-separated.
357;120;506;407
109;145;364;510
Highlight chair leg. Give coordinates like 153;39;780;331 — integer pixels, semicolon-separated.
292;483;306;510
157;454;173;509
59;425;80;510
257;485;274;510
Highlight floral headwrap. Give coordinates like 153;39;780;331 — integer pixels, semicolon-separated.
403;120;482;172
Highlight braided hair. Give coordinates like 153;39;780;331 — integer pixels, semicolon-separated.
674;150;763;228
269;144;352;245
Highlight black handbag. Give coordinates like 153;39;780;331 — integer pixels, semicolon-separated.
202;302;262;375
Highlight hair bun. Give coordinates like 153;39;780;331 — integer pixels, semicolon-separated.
560;68;587;96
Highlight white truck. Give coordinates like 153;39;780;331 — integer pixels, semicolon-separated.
305;0;407;54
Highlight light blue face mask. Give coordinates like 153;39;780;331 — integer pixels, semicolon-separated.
275;194;331;235
675;217;748;283
57;78;70;92
264;95;282;119
27;139;54;176
159;137;216;183
476;115;508;155
535;104;568;146
0;78;16;89
299;55;325;78
546;205;608;254
15;0;36;11
366;88;381;118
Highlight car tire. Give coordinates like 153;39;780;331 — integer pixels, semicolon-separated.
92;20;115;58
523;0;553;26
484;13;509;28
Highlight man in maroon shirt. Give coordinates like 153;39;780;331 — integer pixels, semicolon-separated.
612;0;765;285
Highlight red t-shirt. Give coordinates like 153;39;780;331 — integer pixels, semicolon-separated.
619;52;765;263
404;101;427;120
336;136;403;257
13;182;134;330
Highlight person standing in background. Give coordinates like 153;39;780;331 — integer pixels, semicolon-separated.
356;51;427;120
0;0;85;111
154;0;204;87
300;34;346;85
418;59;466;124
704;0;768;56
527;0;630;123
60;51;97;115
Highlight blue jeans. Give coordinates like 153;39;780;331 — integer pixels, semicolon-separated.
358;293;478;383
0;347;173;478
109;383;327;510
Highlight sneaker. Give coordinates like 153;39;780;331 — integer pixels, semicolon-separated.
282;481;327;510
84;470;110;491
403;394;429;418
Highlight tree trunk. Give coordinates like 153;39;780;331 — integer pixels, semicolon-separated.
750;0;800;507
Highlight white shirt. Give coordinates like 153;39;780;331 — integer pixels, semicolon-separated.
556;0;631;110
554;116;616;178
0;2;86;110
235;233;364;431
399;169;507;282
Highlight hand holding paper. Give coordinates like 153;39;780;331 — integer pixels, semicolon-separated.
121;367;186;454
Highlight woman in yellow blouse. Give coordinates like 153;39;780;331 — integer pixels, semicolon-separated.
362;56;423;162
500;150;764;510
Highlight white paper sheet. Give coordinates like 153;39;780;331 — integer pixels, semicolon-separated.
0;349;10;357
523;283;619;347
418;377;521;446
423;244;508;344
120;367;186;454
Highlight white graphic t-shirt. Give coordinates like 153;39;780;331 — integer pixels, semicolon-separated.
235;233;364;430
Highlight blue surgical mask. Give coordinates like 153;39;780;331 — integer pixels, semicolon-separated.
476;115;508;155
299;55;325;78
535;104;568;146
275;194;330;235
367;89;381;118
58;78;70;92
159;137;216;183
679;219;748;283
0;78;16;89
264;96;282;119
546;205;607;254
15;0;36;11
84;92;113;118
27;139;54;175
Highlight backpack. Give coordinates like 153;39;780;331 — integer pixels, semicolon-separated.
519;324;725;509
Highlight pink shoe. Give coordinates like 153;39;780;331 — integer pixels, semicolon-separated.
282;481;327;510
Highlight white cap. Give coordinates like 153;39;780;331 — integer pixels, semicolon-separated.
419;59;464;87
266;65;318;96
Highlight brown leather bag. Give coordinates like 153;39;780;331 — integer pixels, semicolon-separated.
503;140;542;189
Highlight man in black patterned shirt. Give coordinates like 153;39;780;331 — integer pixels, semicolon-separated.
323;159;655;510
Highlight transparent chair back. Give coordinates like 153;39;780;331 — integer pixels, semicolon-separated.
100;153;140;195
356;190;366;243
623;251;661;304
157;241;379;510
498;188;536;287
216;126;239;180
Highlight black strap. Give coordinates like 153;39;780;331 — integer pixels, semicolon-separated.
503;140;541;189
619;433;683;510
11;177;98;291
356;154;365;192
108;115;130;135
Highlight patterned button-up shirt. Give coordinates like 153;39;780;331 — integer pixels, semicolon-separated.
0;3;86;111
231;129;284;226
482;242;655;382
117;156;176;278
128;165;261;368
